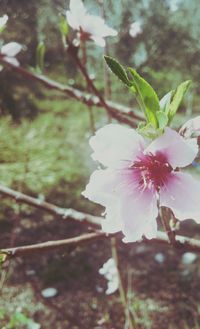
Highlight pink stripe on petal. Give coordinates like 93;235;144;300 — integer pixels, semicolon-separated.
146;127;198;169
160;172;200;223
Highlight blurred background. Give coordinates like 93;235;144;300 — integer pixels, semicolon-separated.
0;0;200;328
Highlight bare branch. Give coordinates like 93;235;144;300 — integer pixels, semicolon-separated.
0;185;101;227
1;184;200;253
1;229;200;260
0;57;143;127
1;231;106;258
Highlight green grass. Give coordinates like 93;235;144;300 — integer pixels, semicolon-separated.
0;94;104;201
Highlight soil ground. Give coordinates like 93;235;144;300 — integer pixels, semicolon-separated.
0;207;200;329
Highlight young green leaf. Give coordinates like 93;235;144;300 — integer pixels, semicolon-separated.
159;90;173;113
59;15;69;37
128;68;160;127
104;56;132;87
168;80;191;121
156;111;168;129
0;251;9;263
36;41;45;73
137;122;162;140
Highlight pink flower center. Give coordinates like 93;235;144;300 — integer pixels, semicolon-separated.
132;152;173;191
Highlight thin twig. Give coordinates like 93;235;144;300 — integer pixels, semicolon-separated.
0;185;200;252
67;42;142;127
1;232;106;258
0;57;143;127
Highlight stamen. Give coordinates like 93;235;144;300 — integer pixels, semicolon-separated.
132;152;173;191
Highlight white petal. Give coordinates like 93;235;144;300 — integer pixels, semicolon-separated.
82;169;120;207
160;172;200;223
0;15;8;30
180;116;200;138
90;35;105;47
66;0;87;30
89;124;145;168
3;56;19;66
129;21;142;38
120;186;158;242
1;42;22;57
146;127;198;168
66;11;80;30
69;0;86;16
102;204;123;234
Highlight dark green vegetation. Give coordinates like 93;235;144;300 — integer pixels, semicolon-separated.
0;0;200;328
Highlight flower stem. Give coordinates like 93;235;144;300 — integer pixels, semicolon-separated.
111;237;136;329
81;40;87;67
160;207;176;245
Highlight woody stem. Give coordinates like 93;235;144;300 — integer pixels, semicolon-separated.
160;206;176;245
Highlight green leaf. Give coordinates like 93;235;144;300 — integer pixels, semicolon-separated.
59;15;69;37
137;122;162;140
104;56;132;87
0;251;9;263
156;111;168;129
159;91;173;113
168;80;191;120
128;68;160;127
36;41;45;73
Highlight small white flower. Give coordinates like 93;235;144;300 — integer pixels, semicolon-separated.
1;42;22;66
66;0;118;47
0;15;8;31
129;21;142;38
99;258;119;295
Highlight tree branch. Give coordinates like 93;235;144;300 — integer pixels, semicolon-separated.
1;231;106;258
0;57;143;127
1;184;200;253
1;229;200;260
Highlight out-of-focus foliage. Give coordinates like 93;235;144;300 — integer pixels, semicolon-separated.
0;0;200;197
0;0;200;111
0;95;97;193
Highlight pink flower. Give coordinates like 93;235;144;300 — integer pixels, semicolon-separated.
82;124;200;242
66;0;118;47
1;42;22;66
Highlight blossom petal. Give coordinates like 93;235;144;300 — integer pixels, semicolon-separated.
160;172;200;223
82;168;124;233
82;169;120;206
66;0;87;30
69;0;86;17
102;205;123;234
1;42;22;57
81;15;117;38
179;116;200;138
90;35;105;47
3;56;19;66
89;124;145;168
146;127;198;168
66;11;80;30
0;14;8;30
120;186;158;242
129;21;142;38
